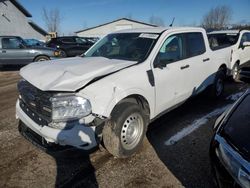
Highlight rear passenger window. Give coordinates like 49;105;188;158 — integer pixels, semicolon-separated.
186;33;205;57
2;38;22;49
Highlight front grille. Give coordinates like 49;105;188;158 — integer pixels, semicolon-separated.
18;80;53;123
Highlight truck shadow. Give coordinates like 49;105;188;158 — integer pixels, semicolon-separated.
50;149;99;188
18;123;99;188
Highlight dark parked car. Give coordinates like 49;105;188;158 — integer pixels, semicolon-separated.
46;36;94;57
0;36;61;67
210;67;250;188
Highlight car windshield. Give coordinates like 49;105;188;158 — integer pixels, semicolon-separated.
222;94;250;159
84;33;159;62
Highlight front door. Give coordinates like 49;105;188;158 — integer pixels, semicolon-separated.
153;33;193;116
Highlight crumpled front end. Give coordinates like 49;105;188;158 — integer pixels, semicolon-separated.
16;79;98;150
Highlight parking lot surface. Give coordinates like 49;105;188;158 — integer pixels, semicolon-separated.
0;68;249;188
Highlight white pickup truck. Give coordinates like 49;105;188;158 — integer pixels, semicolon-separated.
16;27;230;157
208;30;250;80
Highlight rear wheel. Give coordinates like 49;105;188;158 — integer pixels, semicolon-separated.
102;102;148;158
208;70;225;98
232;63;240;81
34;55;50;62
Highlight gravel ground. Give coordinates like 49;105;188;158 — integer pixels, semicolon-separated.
0;67;248;188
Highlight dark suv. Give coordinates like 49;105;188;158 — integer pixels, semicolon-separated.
46;36;94;57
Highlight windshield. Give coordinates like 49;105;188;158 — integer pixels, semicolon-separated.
85;33;159;62
222;94;250;159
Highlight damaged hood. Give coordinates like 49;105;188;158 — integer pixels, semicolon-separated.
20;57;137;91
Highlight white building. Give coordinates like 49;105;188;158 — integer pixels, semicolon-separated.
75;18;157;38
0;0;47;40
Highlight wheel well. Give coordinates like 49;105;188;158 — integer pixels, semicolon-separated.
33;55;50;62
117;95;150;119
235;60;240;66
219;64;227;75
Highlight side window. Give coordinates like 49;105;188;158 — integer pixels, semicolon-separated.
75;37;86;44
61;38;75;43
2;38;22;49
240;33;248;46
158;34;184;64
186;33;205;57
247;33;250;42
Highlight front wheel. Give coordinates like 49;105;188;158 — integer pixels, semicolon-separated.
102;102;148;158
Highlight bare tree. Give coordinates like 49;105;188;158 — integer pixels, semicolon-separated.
201;5;232;30
42;7;61;33
149;15;165;26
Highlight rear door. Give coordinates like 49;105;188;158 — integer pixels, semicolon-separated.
182;32;211;94
0;37;31;65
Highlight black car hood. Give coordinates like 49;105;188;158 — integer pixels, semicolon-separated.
220;91;250;160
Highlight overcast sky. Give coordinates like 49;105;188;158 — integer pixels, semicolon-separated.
19;0;250;35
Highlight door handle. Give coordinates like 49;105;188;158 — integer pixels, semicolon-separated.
180;64;190;70
203;58;210;62
2;50;6;53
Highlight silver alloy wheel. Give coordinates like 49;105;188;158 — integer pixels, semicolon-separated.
121;112;144;150
233;64;239;80
216;78;223;96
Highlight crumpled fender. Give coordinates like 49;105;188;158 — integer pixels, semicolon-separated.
78;66;155;119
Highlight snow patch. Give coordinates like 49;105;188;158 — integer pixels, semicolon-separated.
164;105;229;146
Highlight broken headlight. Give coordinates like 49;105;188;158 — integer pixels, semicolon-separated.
51;95;91;122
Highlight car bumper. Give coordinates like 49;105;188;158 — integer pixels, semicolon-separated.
16;100;97;150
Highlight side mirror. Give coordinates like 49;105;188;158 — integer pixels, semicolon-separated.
242;41;250;47
239;67;250;83
153;54;168;69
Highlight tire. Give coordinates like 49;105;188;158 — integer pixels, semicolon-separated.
59;50;67;57
102;102;148;158
232;63;240;81
34;55;50;62
207;70;225;98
